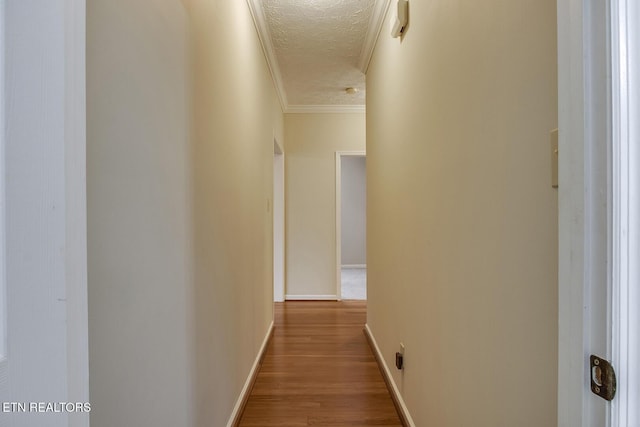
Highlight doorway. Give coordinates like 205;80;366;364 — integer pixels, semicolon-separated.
335;151;366;300
273;140;285;302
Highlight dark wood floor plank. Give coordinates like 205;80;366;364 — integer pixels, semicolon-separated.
238;301;402;427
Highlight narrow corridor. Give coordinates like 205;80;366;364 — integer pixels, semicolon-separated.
238;301;402;426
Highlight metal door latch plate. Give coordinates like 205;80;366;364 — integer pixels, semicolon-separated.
590;355;616;401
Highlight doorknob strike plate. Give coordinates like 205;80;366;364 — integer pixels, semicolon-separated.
590;355;616;401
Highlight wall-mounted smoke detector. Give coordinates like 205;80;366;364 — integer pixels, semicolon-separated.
345;87;359;95
391;0;409;38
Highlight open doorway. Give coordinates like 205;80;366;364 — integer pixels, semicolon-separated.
273;139;285;302
335;151;366;300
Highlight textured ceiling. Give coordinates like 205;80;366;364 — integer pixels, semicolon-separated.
257;0;380;111
262;0;373;107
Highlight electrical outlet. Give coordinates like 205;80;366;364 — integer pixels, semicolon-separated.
395;342;405;370
395;352;403;370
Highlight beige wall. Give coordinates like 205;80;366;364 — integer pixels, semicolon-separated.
285;113;365;298
87;0;281;425
366;1;558;426
189;0;280;424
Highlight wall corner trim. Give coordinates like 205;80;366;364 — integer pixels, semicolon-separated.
357;0;393;74
227;320;275;427
363;324;416;427
245;0;288;110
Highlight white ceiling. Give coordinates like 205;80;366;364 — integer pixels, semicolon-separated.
248;0;389;112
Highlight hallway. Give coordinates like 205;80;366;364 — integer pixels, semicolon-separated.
1;1;569;426
238;302;402;426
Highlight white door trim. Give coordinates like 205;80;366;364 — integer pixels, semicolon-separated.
65;2;90;420
0;2;88;426
610;0;640;424
559;0;639;425
0;0;6;365
557;0;609;425
0;3;7;404
335;151;366;301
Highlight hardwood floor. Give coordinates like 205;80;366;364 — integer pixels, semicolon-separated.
238;301;402;427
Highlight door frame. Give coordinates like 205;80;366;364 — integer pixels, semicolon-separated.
609;0;639;424
558;0;609;424
558;0;638;425
335;150;366;301
0;1;89;425
0;0;6;366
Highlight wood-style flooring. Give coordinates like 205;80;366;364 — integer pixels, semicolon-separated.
238;301;402;426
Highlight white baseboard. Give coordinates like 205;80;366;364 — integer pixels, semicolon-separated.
341;264;366;269
284;294;338;301
364;324;416;427
226;320;274;427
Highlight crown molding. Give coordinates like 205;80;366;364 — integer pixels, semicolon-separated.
357;0;393;74
285;105;366;114
246;0;288;110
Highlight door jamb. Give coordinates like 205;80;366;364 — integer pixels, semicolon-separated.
558;0;638;425
557;0;609;425
609;0;639;424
